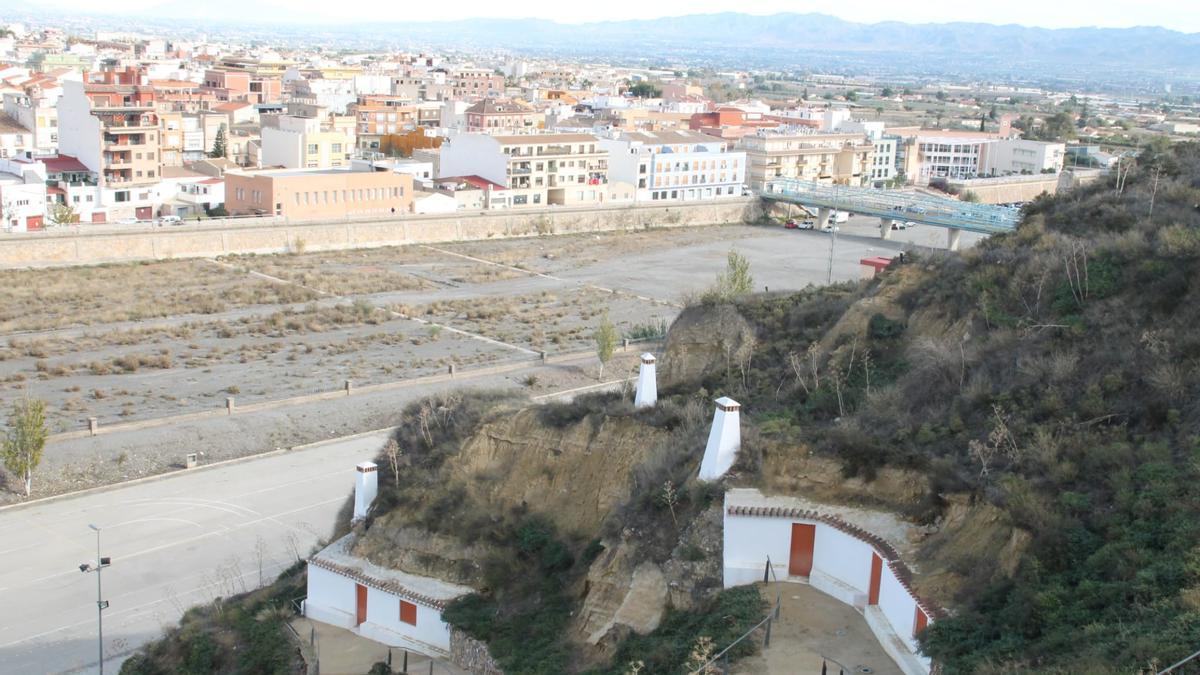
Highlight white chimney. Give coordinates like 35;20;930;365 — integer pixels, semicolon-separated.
353;461;378;521
634;353;657;408
698;397;741;481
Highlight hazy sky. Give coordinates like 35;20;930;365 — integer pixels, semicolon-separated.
31;0;1200;32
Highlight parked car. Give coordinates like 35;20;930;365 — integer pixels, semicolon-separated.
904;204;927;215
785;218;815;230
159;215;182;225
821;224;840;233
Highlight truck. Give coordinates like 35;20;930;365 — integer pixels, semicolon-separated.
829;210;849;223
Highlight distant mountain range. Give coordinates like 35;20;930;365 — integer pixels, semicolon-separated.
7;7;1200;81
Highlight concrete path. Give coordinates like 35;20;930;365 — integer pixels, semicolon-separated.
735;582;902;675
290;616;468;675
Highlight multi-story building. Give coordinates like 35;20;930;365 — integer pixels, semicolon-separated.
0;157;50;231
261;113;353;169
449;68;504;100
439;133;609;207
899;132;1065;182
599;130;745;202
202;59;284;104
225;167;413;220
739;129;874;190
389;75;451;102
350;96;432;150
58;68;164;219
464;99;542;134
3;90;59;154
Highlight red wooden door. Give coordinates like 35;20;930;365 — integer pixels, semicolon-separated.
788;523;816;577
914;607;928;636
355;584;368;625
868;553;883;605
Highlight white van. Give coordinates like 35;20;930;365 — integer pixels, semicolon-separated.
830;210;849;223
159;215;182;225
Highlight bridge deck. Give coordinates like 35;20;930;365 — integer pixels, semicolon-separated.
764;178;1020;235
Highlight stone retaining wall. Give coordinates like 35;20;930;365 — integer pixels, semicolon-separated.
0;199;761;269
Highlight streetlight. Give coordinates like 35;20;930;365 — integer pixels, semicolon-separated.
79;524;110;675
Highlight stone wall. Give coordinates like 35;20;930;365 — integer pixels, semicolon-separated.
448;627;504;675
0;199;761;269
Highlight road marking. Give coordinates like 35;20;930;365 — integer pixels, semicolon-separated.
3;495;345;592
206;258;539;356
421;243;681;308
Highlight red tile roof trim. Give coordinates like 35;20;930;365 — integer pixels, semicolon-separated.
726;504;945;619
307;556;450;610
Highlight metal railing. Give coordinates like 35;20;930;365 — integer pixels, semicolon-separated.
690;592;782;675
763;177;1021;234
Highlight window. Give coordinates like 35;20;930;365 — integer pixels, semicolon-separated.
307;144;319;154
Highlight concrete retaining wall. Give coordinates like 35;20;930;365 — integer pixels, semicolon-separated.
0;199;761;269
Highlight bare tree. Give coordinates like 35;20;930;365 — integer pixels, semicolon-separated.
382;438;403;486
660;480;680;528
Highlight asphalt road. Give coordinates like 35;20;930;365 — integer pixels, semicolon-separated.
0;429;391;675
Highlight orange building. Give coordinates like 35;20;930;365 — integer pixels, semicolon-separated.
225;168;413;220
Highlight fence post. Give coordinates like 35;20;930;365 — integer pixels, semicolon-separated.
763;557;771;583
722;653;730;675
763;615;773;648
403;650;408;673
775;593;781;619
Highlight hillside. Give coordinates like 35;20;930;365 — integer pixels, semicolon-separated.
122;141;1200;674
688;140;1200;672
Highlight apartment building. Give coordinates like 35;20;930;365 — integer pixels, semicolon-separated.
58;69;164;219
449;68;504;100
3;91;58;153
389;75;452;102
202;60;284;104
225;167;413;220
739;129;874;190
261;113;354;169
350;96;442;150
599;130;745;202
439;133;609;207
464;99;542;134
981;138;1065;175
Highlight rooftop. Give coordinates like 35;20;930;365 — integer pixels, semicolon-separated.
310;534;473;610
493;132;598;145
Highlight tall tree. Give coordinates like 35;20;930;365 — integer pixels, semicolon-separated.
47;201;78;227
209;123;227;159
4;398;47;497
593;314;617;380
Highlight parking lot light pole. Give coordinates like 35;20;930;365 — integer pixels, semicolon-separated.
80;524;110;675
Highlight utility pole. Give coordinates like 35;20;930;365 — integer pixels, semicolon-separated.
80;524;110;675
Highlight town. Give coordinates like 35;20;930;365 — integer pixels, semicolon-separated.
1;6;1199;675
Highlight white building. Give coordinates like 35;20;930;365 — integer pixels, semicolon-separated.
261;114;353;170
305;462;474;658
599;130;745;203
305;534;473;657
981;138;1065;176
0;158;49;231
723;489;935;675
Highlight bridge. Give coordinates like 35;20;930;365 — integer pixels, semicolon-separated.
762;178;1022;250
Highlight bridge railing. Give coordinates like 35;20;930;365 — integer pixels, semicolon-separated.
764;178;1020;234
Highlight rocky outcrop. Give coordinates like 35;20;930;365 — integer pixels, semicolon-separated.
350;525;487;585
450;627;504;675
659;303;757;389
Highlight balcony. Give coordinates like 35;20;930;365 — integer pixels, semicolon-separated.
508;165;532;175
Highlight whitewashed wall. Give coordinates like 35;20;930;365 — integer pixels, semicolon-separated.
305;564;357;629
305;564;455;657
722;499;933;675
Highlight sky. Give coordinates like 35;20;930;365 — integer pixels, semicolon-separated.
25;0;1200;33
